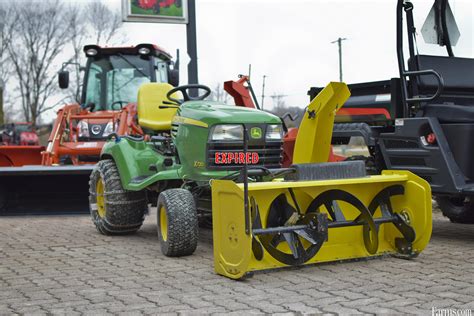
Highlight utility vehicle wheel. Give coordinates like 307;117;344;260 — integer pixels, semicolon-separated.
89;159;147;235
436;196;474;224
157;189;198;257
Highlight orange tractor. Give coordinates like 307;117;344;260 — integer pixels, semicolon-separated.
0;43;179;214
0;122;39;146
0;122;42;168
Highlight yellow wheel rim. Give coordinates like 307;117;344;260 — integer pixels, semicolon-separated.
96;178;106;218
159;206;168;241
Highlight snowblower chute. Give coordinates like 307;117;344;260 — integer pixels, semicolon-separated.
211;82;432;279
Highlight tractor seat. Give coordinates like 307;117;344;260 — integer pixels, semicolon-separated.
137;83;178;131
411;55;474;93
423;104;474;124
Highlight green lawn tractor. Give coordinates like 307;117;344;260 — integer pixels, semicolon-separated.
89;82;432;279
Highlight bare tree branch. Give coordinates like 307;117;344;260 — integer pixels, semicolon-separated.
6;0;74;125
0;2;14;123
209;83;229;103
64;1;125;104
86;1;124;46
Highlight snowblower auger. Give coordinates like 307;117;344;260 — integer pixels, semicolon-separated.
211;82;432;279
212;170;431;279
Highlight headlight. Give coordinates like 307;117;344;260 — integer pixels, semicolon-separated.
266;124;283;140
77;120;89;138
85;48;98;56
211;124;243;141
138;47;151;55
102;122;115;137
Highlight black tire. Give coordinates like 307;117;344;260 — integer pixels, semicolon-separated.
89;159;147;235
157;188;198;257
436;196;474;224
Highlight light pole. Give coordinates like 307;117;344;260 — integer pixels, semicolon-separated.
331;37;347;82
186;0;198;96
261;75;267;110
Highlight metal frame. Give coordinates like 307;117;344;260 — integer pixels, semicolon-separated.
396;0;446;117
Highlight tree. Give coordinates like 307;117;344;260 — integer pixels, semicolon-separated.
3;0;125;124
65;1;124;104
86;1;123;46
6;0;74;125
65;4;88;103
270;93;287;109
209;83;229;103
270;93;303;128
0;2;13;124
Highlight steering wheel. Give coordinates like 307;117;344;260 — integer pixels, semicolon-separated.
110;100;128;110
166;84;211;105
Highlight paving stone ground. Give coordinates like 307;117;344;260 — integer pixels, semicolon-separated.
0;206;473;315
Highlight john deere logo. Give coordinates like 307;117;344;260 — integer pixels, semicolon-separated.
250;127;262;139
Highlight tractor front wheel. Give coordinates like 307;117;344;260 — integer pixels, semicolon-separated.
436;195;474;224
89;159;148;235
157;188;198;257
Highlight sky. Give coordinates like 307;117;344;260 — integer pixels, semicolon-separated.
8;0;474;121
97;0;474;109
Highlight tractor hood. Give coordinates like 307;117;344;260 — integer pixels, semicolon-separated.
176;101;281;127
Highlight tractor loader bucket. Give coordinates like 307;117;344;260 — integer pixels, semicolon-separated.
0;165;93;215
0;146;44;167
0;147;91;215
211;170;432;279
211;82;431;279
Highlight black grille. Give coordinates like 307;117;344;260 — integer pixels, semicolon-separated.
390;157;426;166
384;139;419;149
171;123;179;138
207;141;283;170
78;123;108;141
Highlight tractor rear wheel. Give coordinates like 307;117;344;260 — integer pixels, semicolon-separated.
157;188;198;257
436;196;474;224
89;159;147;235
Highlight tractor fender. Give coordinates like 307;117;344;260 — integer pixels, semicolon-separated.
100;137;180;191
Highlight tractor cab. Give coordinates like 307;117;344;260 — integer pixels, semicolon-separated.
55;43;180;143
78;44;179;113
59;44;179;111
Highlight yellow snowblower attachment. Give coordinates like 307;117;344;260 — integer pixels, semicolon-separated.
211;82;432;279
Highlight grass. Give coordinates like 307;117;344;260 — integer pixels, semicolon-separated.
131;4;183;17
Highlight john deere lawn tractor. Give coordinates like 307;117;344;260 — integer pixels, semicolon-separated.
89;81;432;279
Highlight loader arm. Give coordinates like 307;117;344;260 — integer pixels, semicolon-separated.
223;76;259;109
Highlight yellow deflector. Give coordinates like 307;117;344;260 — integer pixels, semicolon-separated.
293;82;350;164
